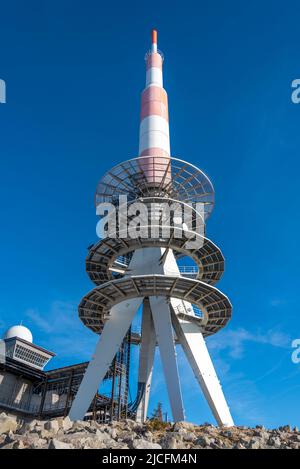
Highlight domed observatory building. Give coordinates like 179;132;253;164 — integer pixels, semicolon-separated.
0;325;55;416
3;325;54;370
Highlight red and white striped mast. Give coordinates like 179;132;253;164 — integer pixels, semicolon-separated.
139;29;170;159
138;30;171;185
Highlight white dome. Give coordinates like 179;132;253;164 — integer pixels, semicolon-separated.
3;325;33;343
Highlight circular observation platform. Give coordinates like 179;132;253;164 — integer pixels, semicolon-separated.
86;227;224;286
95;156;215;220
110;196;206;230
78;274;232;337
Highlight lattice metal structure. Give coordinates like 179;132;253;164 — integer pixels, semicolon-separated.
69;30;234;426
40;333;131;422
95;156;215;219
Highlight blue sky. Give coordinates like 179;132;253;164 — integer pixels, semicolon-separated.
1;0;300;428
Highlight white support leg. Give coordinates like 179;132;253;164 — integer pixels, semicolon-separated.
136;298;156;423
69;297;143;421
150;296;185;422
170;307;234;427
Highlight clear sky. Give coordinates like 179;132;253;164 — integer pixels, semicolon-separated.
1;0;300;428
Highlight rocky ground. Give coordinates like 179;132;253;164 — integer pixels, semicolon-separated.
0;412;299;449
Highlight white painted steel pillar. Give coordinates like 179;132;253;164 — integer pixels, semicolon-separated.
150;295;185;422
69;297;143;421
171;309;234;427
163;248;234;426
136;298;156;423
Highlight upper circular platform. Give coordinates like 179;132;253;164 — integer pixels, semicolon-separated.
95;156;215;220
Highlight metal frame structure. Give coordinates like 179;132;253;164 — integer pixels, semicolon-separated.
78;274;231;337
95;156;215;219
86;226;225;287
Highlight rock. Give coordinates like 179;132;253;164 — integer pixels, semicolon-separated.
143;431;153;441
210;441;224;449
48;438;73;449
0;431;15;448
37;429;52;439
132;439;162;449
279;425;291;432
220;439;233;449
0;442;17;449
59;416;73;432
196;435;213;447
0;416;297;450
18;419;38;433
173;421;196;432
0;414;18;435
123;419;138;430
221;429;233;437
115;444;130;449
68;421;92;433
106;427;118;439
95;429;114;441
268;436;281;448
45;419;60;432
35;424;45;433
248;439;260;449
182;432;196;442
163;436;177;449
233;442;246;449
81;438;107;449
255;425;265;430
14;440;25;449
30;438;48;449
290;442;300;449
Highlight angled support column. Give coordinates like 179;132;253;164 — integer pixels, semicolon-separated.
69;297;143;421
170;306;234;427
136;298;156;423
150;296;185;422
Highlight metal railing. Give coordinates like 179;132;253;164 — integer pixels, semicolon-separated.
0;396;39;414
178;266;198;276
115;255;129;266
114;257;198;277
192;306;203;318
173;302;203;319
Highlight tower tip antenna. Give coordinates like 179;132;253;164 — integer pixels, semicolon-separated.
152;29;157;45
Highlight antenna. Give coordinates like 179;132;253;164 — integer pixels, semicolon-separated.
151;29;158;52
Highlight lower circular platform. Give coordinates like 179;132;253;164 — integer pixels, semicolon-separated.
78;274;232;337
